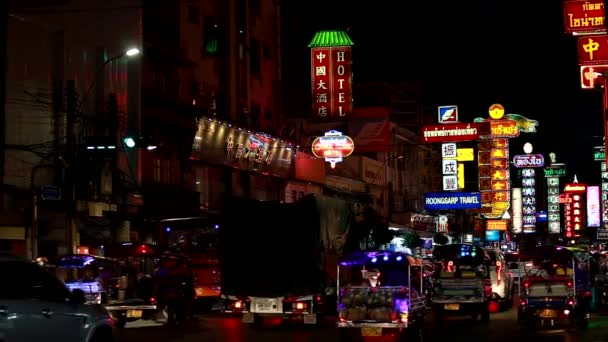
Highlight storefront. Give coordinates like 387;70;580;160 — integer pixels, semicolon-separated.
285;152;326;203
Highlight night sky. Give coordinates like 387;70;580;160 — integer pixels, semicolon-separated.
283;1;604;184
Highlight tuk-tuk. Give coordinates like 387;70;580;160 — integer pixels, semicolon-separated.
517;245;592;329
336;251;426;341
104;243;196;326
57;254;158;328
431;244;492;322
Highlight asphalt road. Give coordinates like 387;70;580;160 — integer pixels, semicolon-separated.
115;309;608;342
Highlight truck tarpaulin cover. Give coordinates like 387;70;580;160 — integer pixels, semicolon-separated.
221;195;324;297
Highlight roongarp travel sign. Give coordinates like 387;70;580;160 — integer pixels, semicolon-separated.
424;191;482;210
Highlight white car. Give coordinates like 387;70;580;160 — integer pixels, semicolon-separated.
0;255;115;342
484;249;513;308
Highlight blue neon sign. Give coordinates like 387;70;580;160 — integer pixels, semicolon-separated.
424;191;482;210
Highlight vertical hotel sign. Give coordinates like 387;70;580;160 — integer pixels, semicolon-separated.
309;31;354;120
477;104;519;218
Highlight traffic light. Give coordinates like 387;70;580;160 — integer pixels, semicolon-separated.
123;136;136;148
121;136;158;150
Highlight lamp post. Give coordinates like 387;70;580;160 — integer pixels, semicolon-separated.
64;47;141;255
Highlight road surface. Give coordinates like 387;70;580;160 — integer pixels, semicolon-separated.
115;309;608;342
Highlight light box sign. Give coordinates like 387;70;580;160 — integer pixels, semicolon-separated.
564;0;606;35
512;154;545;168
191;117;294;177
424;192;481;210
486;230;500;242
422;123;479;143
311;130;354;168
309;31;354;120
578;35;608;65
587;185;601;227
581;65;608;89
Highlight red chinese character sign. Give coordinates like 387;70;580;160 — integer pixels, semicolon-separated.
580;65;608;88
477;104;518;219
309;31;354;121
311;130;355;168
564;181;587;238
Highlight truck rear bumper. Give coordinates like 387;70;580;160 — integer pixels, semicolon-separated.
242;312;318;324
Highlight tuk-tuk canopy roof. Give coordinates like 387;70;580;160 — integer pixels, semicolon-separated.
518;245;577;263
432;244;486;265
339;250;415;267
57;254;114;268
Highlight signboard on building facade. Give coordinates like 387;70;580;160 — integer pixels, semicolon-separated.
512;154;545;168
309;31;354;120
564;0;606;35
477;104;512;219
311;130;355;168
191;117;294;178
578;35;608;65
581;65;608;89
422;123;479;143
438;105;459;123
424;191;481;210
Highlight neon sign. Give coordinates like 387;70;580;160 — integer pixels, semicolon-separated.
311;130;355;168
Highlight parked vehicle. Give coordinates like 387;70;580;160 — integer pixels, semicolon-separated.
484;249;514;309
517;245;592;329
0;254;114;342
336;251;425;341
431;244;491;322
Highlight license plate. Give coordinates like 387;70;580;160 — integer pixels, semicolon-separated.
539;309;557;318
242;312;254;323
444;304;460;311
303;314;317;324
127;310;142;318
361;327;382;336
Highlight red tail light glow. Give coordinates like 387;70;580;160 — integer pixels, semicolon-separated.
150;297;156;304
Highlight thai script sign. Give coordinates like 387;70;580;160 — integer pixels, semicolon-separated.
424;191;481;210
544;165;567;177
512;154;545;168
578;34;608;65
478;119;520;138
564;0;606;35
422;123;479;143
311;130;354;168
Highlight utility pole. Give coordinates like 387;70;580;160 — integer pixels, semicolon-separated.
65;80;77;254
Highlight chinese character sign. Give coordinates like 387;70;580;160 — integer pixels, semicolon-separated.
564;183;586;237
310;46;353;120
442;143;459;191
577;35;608;65
512;188;523;234
478;138;510;218
546;176;561;234
521;168;537;233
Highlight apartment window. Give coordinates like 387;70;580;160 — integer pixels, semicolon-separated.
203;20;220;55
250;39;261;78
187;5;200;25
250;0;261;18
263;46;271;60
153;159;161;182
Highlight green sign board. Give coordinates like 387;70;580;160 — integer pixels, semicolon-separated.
595;146;605;161
544;166;567;177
